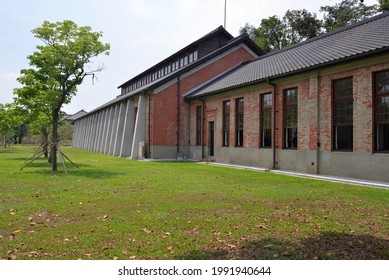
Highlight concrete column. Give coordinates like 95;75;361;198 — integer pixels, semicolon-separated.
91;113;99;151
113;102;125;156
100;109;108;153
85;115;93;150
94;111;102;152
87;114;94;151
104;107;114;154
72;122;78;148
131;95;147;159
120;99;134;157
108;105;119;155
81;117;88;150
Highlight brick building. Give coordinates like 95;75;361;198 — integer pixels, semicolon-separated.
73;13;389;182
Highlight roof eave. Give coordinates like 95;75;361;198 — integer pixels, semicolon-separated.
185;47;389;100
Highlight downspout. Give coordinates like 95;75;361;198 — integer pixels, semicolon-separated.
316;74;320;175
267;79;277;170
200;98;205;160
177;76;181;155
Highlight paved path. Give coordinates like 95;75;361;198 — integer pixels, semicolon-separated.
200;162;389;190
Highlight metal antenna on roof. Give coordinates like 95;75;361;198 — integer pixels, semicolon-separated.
224;0;227;29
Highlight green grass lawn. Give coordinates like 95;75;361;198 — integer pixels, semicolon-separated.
0;146;388;260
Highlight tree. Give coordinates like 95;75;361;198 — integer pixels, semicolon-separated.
320;0;379;32
283;10;322;45
0;103;22;148
16;20;110;171
379;0;389;11
244;10;323;52
255;16;288;52
239;23;258;42
15;68;56;158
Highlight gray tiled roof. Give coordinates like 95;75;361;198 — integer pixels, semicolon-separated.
186;12;389;99
81;33;264;118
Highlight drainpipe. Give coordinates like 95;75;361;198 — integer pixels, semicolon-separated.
200;98;205;160
267;79;277;170
316;74;320;175
177;76;181;155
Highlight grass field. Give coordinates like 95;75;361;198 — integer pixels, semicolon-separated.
0;146;388;260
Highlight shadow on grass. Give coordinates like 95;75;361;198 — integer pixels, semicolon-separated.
177;232;389;260
18;160;127;179
0;147;18;153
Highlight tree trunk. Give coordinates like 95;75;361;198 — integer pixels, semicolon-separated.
41;127;49;158
51;112;59;171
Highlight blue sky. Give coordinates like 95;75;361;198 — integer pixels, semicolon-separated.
0;0;378;114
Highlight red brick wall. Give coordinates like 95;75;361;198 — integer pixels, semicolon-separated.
150;46;257;147
188;60;389;156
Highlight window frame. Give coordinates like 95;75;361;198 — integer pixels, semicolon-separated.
235;98;244;147
222;100;230;147
260;93;272;148
284;88;298;149
332;77;353;151
374;70;389;152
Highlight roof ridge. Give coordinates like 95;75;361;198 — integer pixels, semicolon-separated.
252;11;389;62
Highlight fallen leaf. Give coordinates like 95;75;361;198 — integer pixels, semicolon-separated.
141;228;151;234
256;224;270;230
167;246;174;253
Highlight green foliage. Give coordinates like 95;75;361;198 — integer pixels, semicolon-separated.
320;0;378;32
0;103;23;147
241;0;383;52
256;16;288;52
379;0;389;11
283;10;322;45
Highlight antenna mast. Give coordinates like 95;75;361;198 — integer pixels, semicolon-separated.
224;0;227;29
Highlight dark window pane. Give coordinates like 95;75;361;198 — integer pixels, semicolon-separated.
262;129;272;148
376;71;389;94
335;100;353;125
334;125;353;150
285;128;298;149
376;96;389;122
334;78;353;98
236;98;244;147
376;124;389;151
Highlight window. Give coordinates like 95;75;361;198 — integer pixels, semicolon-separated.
184;55;188;66
222;100;230;147
333;78;353;150
189;53;194;63
194;50;198;61
196;106;202;146
284;88;298;149
236;98;244;147
375;70;389;151
261;93;272;148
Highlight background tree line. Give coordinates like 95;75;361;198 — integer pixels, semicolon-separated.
240;0;389;52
